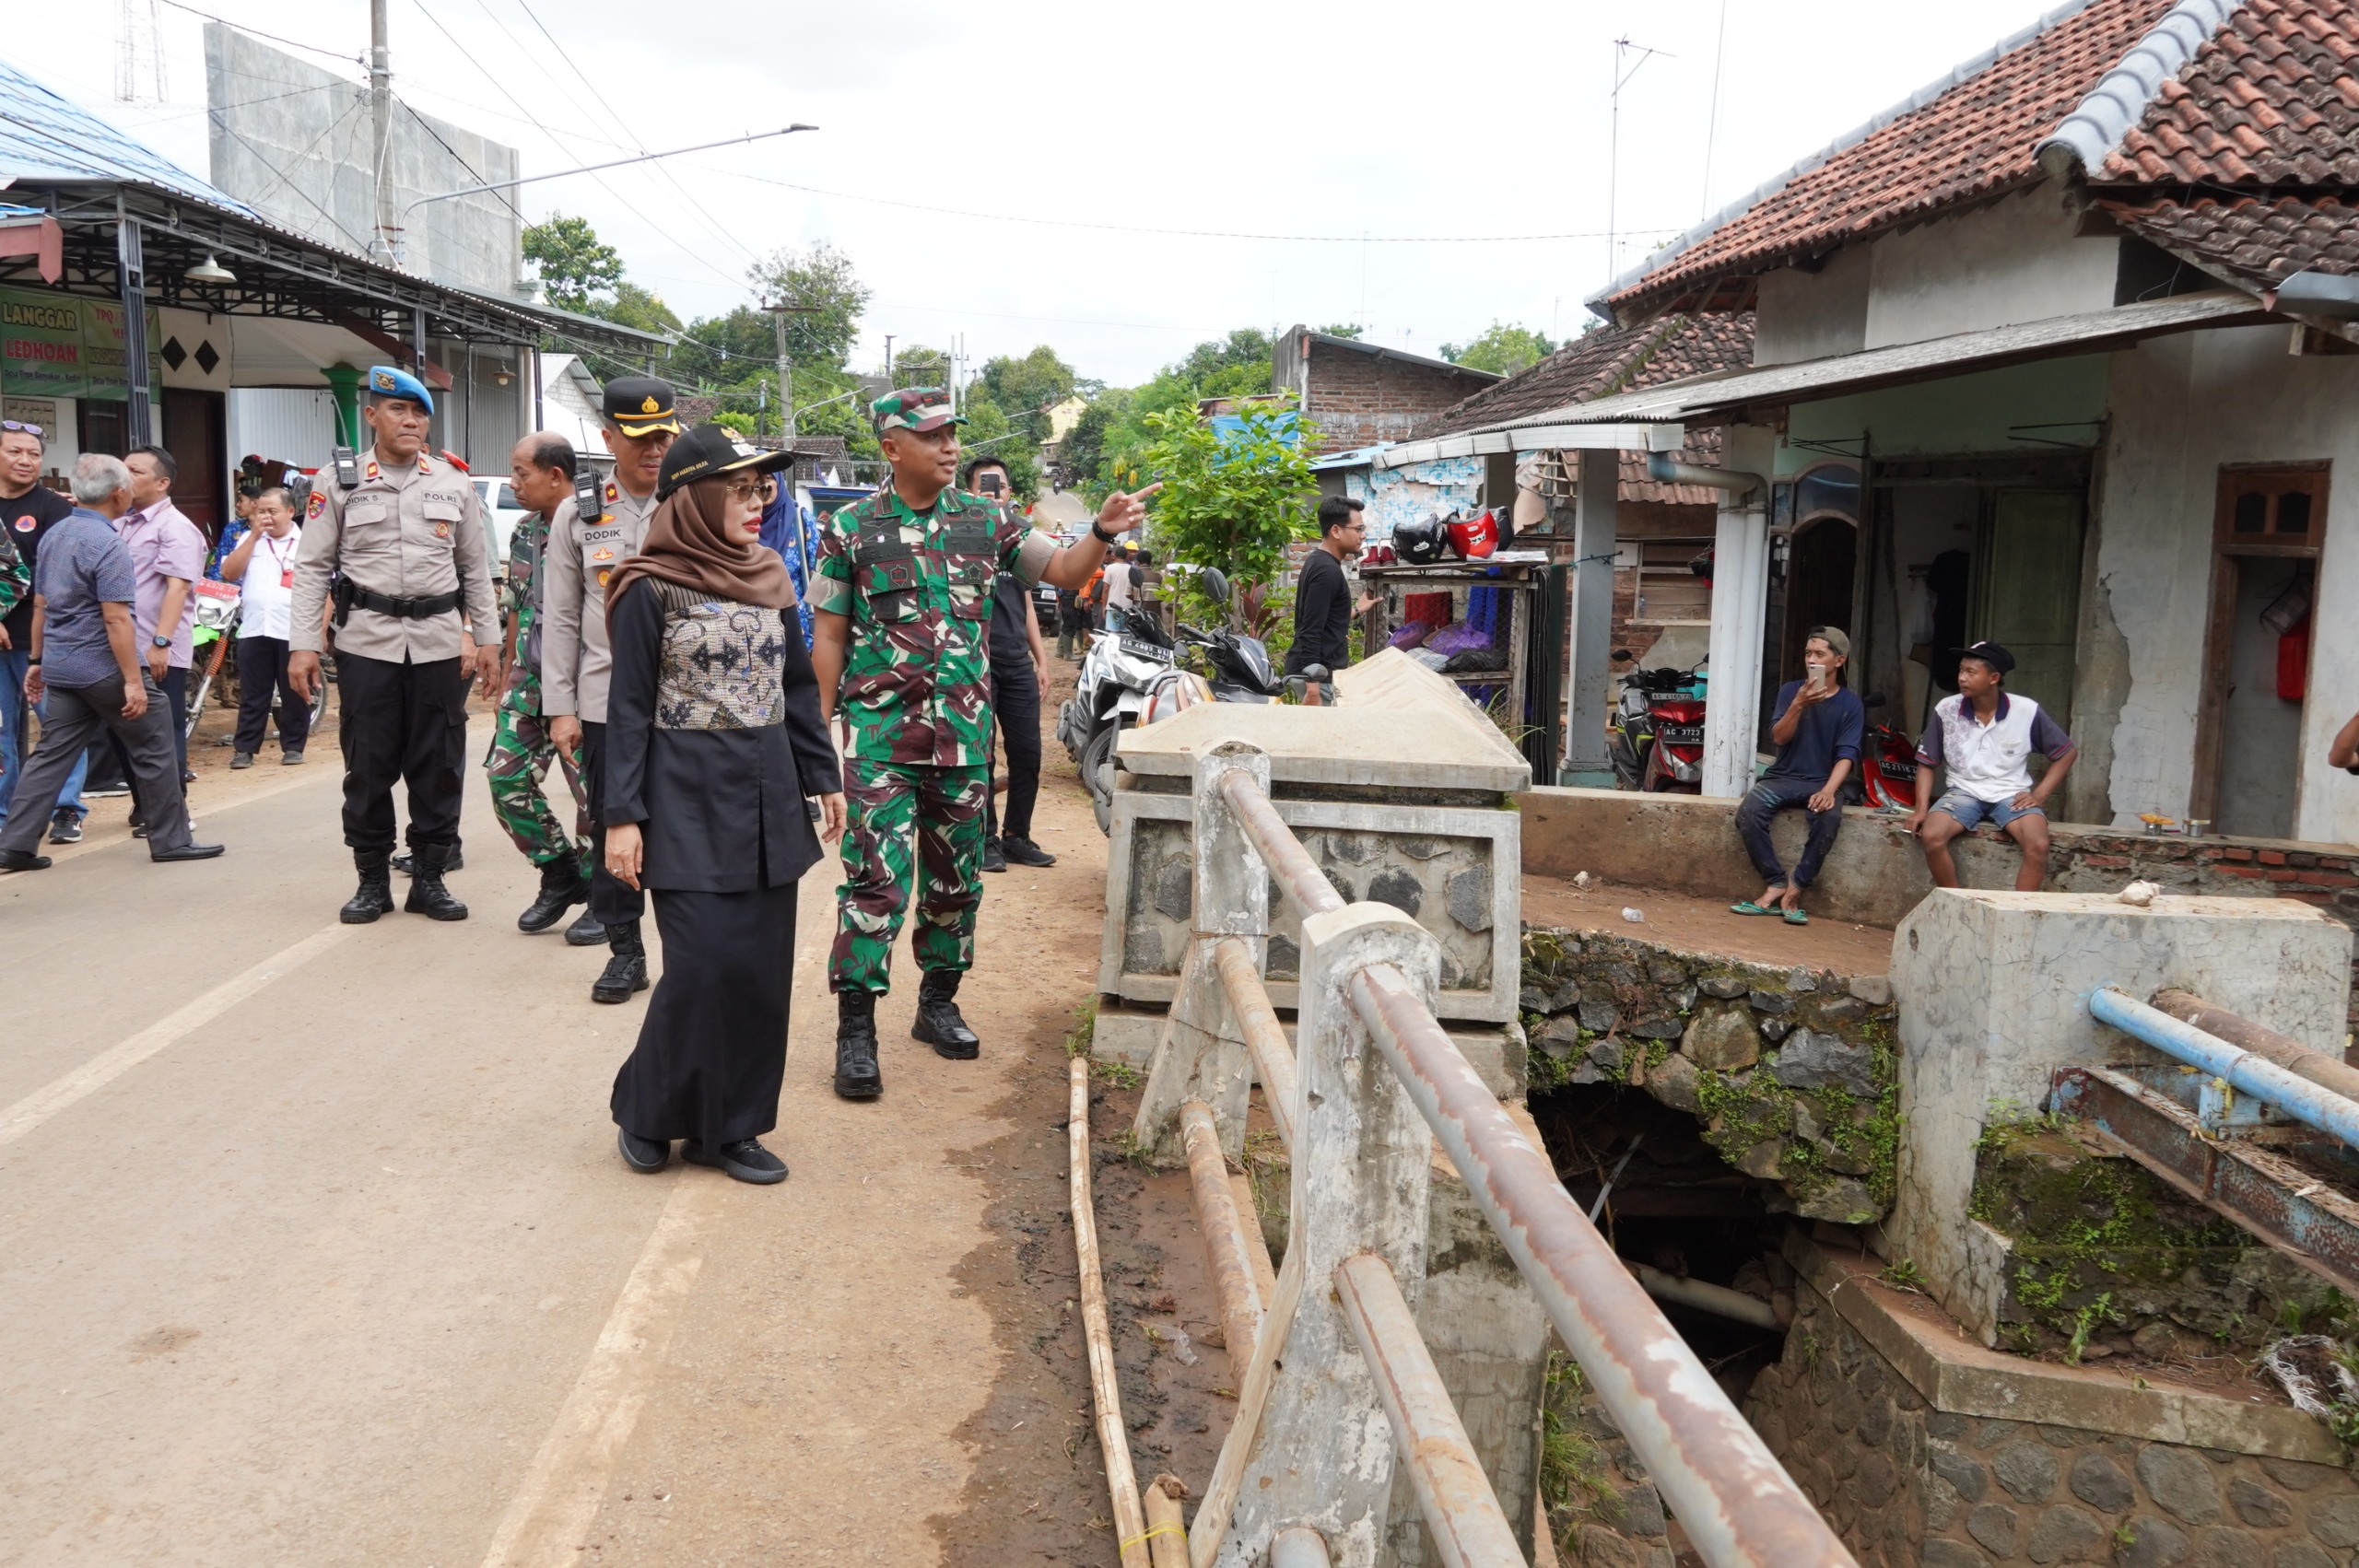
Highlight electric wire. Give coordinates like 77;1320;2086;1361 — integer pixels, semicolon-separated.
154;0;360;64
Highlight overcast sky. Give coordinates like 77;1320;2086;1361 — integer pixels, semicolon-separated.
15;1;2061;385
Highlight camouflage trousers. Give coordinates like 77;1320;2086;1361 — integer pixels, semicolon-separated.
482;696;591;873
828;757;988;995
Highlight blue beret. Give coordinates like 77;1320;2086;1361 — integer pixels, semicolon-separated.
366;364;434;415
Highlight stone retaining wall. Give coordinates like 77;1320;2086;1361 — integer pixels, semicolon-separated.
1521;928;1900;1223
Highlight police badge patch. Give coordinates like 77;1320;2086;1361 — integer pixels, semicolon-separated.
433;521;451;539
306;491;326;521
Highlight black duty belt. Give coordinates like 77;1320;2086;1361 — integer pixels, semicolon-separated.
347;584;460;618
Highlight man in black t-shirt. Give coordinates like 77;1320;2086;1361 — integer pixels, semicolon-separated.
0;421;85;841
1286;495;1378;705
968;459;1057;873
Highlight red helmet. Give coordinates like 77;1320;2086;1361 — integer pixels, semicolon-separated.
1446;509;1499;560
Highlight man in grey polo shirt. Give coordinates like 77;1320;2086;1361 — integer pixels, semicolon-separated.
0;454;221;872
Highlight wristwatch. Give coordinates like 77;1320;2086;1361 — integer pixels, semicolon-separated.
150;635;171;649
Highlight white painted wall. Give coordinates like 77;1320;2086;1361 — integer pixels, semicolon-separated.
2097;325;2359;844
1863;186;2120;350
1752;244;1871;367
227;389;342;473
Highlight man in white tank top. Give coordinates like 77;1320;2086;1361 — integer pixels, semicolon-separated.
1907;640;2076;892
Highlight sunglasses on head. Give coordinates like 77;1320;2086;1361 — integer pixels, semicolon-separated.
1;420;43;436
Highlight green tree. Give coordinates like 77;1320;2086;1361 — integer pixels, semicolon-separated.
1062;328;1277;498
1439;322;1555;377
893;341;952;388
745;240;870;370
1139;394;1317;639
523;213;623;311
1317;322;1366;339
590;281;681;336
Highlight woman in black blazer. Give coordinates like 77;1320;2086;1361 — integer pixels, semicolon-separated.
601;426;845;1185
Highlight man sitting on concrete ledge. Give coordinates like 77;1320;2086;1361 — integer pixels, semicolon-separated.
1907;640;2075;893
1732;626;1862;926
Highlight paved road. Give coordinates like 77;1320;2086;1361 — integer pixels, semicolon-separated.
0;713;1109;1565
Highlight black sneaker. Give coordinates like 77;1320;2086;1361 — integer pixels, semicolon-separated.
0;848;52;872
562;908;607;947
1003;836;1057;868
47;810;82;845
229;752;255;770
617;1128;670;1173
683;1138;788;1185
981;837;1007;872
281;751;305;766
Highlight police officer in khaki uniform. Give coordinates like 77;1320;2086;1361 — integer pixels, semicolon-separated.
543;376;677;1003
289;366;499;924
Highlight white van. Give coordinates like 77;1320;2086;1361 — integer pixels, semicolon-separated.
472;475;532;579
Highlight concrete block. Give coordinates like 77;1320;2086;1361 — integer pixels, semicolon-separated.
1887;889;2353;1343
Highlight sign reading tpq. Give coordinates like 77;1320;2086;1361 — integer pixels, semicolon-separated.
0;287;162;401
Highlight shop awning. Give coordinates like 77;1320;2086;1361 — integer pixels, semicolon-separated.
1463;289;2271;439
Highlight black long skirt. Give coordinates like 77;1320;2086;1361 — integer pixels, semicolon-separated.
610;883;798;1147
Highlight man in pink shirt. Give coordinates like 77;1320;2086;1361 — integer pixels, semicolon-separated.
121;446;207;798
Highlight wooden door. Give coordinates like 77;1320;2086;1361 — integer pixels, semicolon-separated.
161;388;226;534
2191;463;2330;829
1973;490;2085;729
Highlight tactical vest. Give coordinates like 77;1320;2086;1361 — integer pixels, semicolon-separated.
851;502;996;626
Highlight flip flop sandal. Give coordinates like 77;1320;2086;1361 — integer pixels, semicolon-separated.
1782;907;1811;926
1731;901;1779;917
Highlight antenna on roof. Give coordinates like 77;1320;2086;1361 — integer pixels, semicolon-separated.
115;0;167;103
1607;37;1672;291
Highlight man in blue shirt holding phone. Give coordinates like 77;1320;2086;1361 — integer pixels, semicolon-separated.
1731;626;1863;926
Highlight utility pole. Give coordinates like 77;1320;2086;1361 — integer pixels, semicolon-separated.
883;334;895;387
766;303;822;444
370;0;396;263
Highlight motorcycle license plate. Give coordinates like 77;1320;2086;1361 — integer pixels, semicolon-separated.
1119;635;1171;662
1881;760;1914;780
1657;724;1703;744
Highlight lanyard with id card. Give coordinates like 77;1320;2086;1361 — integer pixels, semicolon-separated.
264;532;295;589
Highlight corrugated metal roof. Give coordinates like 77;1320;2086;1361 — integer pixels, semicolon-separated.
0;57;256;216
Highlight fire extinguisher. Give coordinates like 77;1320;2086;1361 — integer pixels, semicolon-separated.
2279;614;2311;701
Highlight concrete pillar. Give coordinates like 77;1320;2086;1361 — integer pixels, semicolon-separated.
1223;903;1440;1567
1560;447;1620;784
115;215;154;449
1702;424;1776;800
1888;888;2353;1341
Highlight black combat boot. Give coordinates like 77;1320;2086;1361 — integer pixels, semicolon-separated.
404;844;469;920
592;920;650;1003
340;849;395;924
562;907;607;946
833;991;883;1099
911;970;980;1059
517;858;589;934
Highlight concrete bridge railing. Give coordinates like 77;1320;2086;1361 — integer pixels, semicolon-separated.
1130;740;1856;1568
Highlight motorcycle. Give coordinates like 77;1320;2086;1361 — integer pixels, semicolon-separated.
1859;694;1919;812
1058;568;1282;834
183;579;244;741
1606;650;1709;793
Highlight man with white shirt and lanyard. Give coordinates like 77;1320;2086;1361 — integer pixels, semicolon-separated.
217;485;314;766
288;365;499;925
1907;640;2077;892
542;376;676;1004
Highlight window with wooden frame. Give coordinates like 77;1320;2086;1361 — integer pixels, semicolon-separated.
2215;462;2328;553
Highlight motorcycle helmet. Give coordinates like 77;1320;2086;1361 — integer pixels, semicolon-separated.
1446;508;1500;560
1394;514;1449;566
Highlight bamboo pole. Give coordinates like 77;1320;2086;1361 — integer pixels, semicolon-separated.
1071;1055;1153;1568
1229;1173;1279;1303
1180;1098;1267;1367
1144;1475;1192;1568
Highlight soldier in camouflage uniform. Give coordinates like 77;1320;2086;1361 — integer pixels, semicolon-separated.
484;433;594;933
809;387;1156;1100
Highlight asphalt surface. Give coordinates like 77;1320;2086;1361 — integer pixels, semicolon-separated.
0;710;1109;1566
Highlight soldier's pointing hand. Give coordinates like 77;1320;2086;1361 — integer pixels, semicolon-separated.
1095;482;1161;538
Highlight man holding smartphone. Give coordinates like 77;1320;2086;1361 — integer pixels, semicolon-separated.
1731;627;1863;925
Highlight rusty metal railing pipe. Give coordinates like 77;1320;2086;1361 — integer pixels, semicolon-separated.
1216;769;1344;919
1213;935;1298;1153
1347;961;1857;1568
1334;1251;1528;1568
1180;1098;1268;1370
2150;989;2359;1107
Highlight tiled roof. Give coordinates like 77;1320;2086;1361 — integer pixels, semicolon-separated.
2101;0;2359;183
1602;0;2176;321
1409;314;1754;507
1414;313;1755;439
2100;193;2359;282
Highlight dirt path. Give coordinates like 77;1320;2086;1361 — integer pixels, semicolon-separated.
1525;871;1897;976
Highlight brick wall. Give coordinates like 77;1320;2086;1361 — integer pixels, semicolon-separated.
1306;347;1491;453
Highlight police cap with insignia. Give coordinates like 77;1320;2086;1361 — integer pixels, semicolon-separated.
656;423;799;501
366;364;433;415
870;386;965;436
603;376;682;438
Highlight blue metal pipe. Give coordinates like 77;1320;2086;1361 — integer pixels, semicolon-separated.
2088;987;2359;1149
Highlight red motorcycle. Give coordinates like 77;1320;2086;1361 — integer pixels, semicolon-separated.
1607;655;1708;793
1859;694;1918;812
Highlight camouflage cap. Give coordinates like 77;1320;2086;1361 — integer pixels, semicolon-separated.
871;386;965;436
